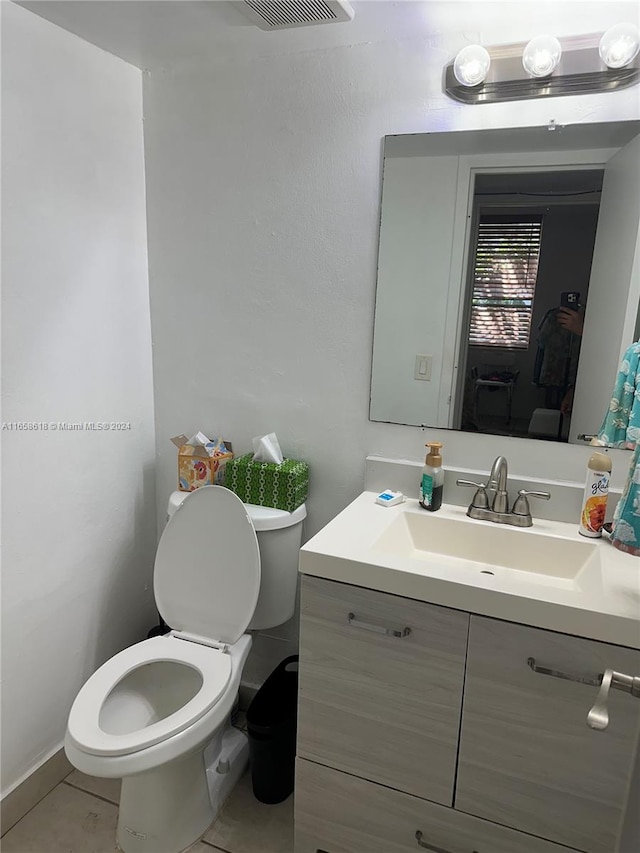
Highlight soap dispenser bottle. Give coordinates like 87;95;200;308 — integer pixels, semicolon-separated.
419;442;444;512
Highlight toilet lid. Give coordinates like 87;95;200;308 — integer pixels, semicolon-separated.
154;486;261;644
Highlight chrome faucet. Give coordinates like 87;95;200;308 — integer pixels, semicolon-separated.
488;455;509;513
456;456;551;527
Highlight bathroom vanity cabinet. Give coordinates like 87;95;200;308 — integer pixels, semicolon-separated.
294;576;640;853
296;577;468;806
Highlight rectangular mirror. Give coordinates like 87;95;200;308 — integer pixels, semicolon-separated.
370;121;640;446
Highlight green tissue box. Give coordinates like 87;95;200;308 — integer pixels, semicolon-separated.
225;454;309;512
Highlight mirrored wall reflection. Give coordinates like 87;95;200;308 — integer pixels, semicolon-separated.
458;170;603;442
369;122;640;446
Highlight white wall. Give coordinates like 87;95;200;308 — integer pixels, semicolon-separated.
142;4;640;677
1;2;157;796
572;134;640;440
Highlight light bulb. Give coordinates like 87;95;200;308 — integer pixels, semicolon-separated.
599;23;640;68
453;45;491;87
522;35;562;78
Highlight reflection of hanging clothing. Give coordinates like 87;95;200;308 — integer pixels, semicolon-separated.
597;341;640;449
597;341;640;556
533;309;579;388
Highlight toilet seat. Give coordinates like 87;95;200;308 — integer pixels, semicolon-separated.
67;636;231;757
68;488;261;762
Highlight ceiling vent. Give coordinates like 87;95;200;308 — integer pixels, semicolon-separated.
241;1;354;31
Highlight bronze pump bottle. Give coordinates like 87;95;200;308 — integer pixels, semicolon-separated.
419;442;444;512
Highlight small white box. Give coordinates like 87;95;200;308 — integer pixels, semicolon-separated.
376;490;405;507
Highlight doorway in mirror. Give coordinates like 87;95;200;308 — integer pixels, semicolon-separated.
457;169;603;443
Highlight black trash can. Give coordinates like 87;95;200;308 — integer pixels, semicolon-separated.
246;655;299;804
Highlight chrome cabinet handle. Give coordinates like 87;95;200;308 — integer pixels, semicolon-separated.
527;657;601;686
347;613;411;638
415;830;452;852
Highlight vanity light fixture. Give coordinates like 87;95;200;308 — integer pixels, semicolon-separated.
446;25;640;104
453;44;491;87
599;23;640;69
522;35;562;78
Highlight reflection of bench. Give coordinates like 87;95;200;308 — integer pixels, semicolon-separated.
472;366;519;423
528;407;569;440
528;407;560;438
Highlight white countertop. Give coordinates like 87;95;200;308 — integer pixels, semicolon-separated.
299;492;640;649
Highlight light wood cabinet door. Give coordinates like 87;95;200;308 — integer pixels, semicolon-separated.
297;576;468;806
295;757;577;853
455;616;640;853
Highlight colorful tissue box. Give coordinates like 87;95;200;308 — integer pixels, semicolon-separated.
225;454;309;512
171;435;234;492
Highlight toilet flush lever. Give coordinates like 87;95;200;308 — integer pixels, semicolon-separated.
587;669;640;731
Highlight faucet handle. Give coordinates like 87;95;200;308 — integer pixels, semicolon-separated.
512;489;551;516
456;479;489;509
518;489;551;500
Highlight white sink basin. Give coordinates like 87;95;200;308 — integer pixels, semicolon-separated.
372;511;598;581
299;493;637;648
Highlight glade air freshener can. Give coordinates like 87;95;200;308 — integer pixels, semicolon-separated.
579;451;612;538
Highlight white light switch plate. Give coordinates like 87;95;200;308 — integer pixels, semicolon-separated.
414;354;432;381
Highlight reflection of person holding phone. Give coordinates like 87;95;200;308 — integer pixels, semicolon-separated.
557;306;584;336
534;291;585;418
557;292;584;415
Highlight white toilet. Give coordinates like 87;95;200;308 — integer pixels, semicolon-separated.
65;485;306;853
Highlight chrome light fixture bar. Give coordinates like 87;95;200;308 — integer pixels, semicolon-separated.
445;32;640;104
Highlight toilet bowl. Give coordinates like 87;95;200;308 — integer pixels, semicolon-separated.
65;485;305;853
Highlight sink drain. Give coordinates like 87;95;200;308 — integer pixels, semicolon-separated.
480;569;495;575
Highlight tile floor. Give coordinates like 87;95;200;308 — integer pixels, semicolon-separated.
1;766;294;853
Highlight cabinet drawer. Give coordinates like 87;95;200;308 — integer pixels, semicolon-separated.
297;576;468;806
295;757;575;853
456;616;640;853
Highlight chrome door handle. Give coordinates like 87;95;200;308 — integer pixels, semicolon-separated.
587;669;613;730
347;613;411;638
527;658;640;730
587;668;640;731
415;830;452;852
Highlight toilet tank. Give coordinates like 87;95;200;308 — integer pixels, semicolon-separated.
166;491;306;631
244;502;306;630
